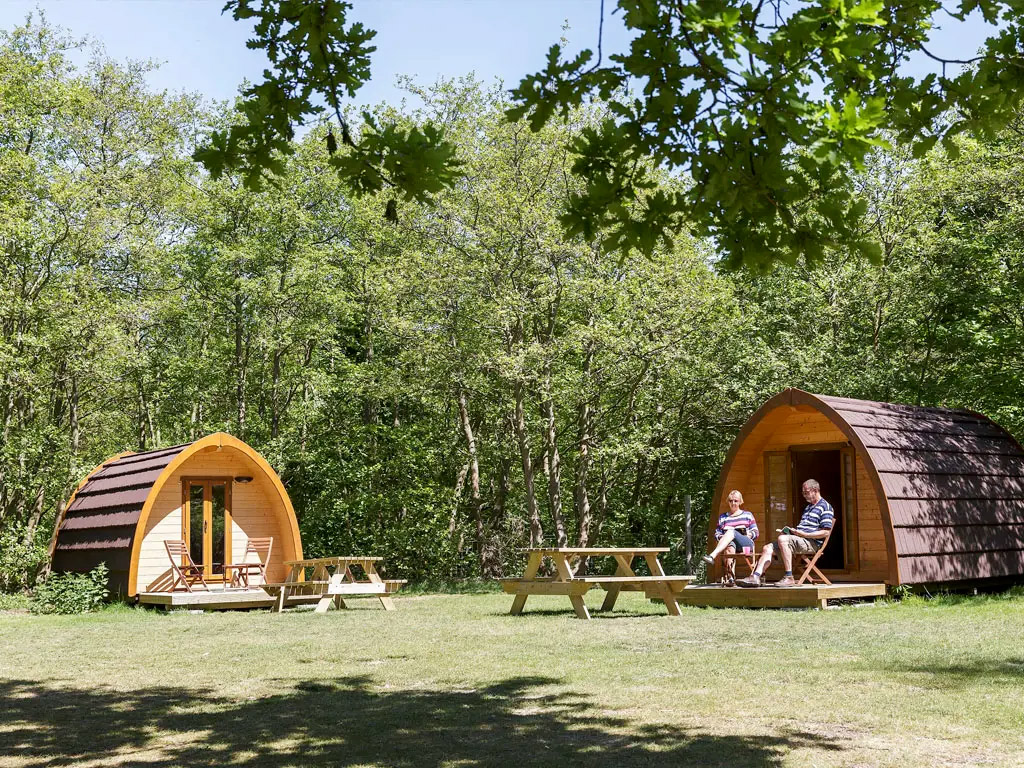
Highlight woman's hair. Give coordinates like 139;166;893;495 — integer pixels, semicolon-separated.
727;490;744;503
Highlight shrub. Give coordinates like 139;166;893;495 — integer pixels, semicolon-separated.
0;526;49;592
31;563;109;615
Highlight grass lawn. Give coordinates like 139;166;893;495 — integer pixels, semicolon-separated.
2;589;1023;767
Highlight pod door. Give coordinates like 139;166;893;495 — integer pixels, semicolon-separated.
181;478;233;580
788;446;857;572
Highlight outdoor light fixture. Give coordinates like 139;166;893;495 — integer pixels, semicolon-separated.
234;476;253;484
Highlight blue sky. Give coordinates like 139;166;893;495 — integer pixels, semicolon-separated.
0;1;1004;110
0;1;633;107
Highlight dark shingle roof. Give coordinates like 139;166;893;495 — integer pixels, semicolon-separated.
51;444;190;592
814;393;1024;584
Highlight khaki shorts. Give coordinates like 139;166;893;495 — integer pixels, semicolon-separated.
777;535;820;556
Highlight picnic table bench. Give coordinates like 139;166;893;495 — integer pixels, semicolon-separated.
499;547;694;619
262;556;406;613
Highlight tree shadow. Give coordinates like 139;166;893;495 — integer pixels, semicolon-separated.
880;657;1024;689
0;676;845;767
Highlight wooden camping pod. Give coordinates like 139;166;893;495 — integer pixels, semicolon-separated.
708;389;1024;586
50;433;302;596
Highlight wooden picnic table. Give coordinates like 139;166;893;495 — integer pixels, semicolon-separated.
263;556;406;613
499;547;694;620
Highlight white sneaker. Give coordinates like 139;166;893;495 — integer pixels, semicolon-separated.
702;554;714;565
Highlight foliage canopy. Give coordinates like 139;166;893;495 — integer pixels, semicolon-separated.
199;0;1024;268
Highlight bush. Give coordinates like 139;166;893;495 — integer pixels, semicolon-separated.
0;526;49;591
31;563;109;615
0;592;31;612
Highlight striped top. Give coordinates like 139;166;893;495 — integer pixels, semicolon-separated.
715;510;759;541
796;498;835;537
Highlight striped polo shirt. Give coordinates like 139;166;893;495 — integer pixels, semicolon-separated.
796;498;834;547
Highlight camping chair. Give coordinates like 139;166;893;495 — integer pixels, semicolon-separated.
224;537;273;588
164;540;210;592
720;546;758;583
794;526;833;586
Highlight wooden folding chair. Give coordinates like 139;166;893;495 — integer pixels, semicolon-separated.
224;537;273;588
794;527;833;585
720;546;758;582
164;540;209;592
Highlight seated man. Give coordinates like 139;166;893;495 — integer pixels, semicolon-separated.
737;479;834;587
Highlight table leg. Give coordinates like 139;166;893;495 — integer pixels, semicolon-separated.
600;555;636;612
327;573;347;611
569;594;591;620
314;596;334;613
553;554;591;619
510;552;543;615
364;562;397;611
644;554;681;616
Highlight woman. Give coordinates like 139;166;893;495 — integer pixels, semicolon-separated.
703;490;759;585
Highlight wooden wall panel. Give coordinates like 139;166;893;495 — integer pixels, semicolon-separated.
137;448;292;590
713;406;894;583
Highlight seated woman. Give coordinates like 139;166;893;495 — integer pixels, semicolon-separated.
702;490;759;585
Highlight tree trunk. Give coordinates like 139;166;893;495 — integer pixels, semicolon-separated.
540;375;567;547
575;340;595;549
483;452;510;578
513;379;543;547
234;288;247;437
300;339;314;454
69;374;80;455
457;388;486;575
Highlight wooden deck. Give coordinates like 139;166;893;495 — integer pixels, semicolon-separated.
676;582;886;609
138;588;323;611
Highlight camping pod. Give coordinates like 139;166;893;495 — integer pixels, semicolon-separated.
708;389;1024;586
50;433;302;596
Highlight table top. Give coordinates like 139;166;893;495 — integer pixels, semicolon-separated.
284;556;383;567
522;547;670;556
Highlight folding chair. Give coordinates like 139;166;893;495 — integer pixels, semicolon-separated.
164;540;210;592
224;537;273;588
794;527;833;585
720;546;758;582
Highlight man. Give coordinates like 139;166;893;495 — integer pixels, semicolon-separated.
737;479;834;587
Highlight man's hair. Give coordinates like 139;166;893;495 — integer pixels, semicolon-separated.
803;479;820;492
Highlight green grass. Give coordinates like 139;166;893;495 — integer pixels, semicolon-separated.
1;590;1023;767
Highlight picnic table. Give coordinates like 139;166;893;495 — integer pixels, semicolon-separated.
499;547;694;619
263;556;406;613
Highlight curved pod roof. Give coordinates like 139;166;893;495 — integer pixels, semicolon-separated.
50;433;302;596
714;389;1024;585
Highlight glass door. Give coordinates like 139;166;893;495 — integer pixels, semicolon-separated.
182;479;232;579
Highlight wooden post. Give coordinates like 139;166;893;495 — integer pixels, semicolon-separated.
684;494;692;564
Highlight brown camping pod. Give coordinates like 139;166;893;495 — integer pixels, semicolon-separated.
707;389;1024;586
50;433;302;596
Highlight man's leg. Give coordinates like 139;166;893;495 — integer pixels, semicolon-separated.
777;535;795;572
737;543;773;587
753;543;774;575
774;535;798;586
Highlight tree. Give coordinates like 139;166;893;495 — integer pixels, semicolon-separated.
199;0;1024;269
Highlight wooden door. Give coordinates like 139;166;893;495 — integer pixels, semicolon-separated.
790;448;845;570
181;478;233;579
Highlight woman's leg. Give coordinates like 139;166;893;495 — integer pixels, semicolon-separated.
706;529;736;561
723;544;737;578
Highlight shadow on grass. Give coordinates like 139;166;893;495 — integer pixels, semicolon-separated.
887;657;1024;689
0;676;843;767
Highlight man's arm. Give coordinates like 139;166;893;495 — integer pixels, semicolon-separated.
792;528;830;540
